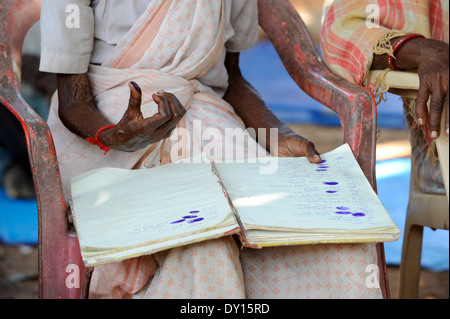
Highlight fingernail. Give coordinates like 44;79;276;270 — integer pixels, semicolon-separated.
431;131;438;139
418;118;424;125
130;81;142;95
153;94;161;102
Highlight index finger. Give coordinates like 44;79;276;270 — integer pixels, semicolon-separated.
428;87;445;139
415;80;431;127
304;143;322;164
140;95;173;129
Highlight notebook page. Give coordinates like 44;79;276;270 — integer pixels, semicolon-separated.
215;144;397;232
70;162;233;249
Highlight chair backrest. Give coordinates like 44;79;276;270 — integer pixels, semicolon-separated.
0;0;88;299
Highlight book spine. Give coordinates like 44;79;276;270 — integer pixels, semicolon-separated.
209;162;249;240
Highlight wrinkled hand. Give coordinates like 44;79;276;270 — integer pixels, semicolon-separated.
276;133;322;163
415;39;449;139
99;82;186;152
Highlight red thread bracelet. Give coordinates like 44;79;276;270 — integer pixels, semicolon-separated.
388;33;425;71
86;124;116;155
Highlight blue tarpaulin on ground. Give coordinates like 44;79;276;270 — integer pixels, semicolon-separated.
376;159;449;271
0;188;38;245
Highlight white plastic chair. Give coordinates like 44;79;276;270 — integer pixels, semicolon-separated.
369;70;449;299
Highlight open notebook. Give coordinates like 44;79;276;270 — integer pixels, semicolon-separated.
70;144;400;267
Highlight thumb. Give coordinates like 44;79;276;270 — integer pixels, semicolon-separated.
126;81;143;118
287;137;322;163
297;140;322;163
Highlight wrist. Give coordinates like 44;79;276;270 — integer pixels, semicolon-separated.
389;35;426;71
87;124;116;154
97;124;116;145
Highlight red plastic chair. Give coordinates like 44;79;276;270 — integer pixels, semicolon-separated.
0;0;89;298
259;1;388;298
0;0;389;298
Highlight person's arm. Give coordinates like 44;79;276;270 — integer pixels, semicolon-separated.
371;37;449;139
56;73;186;152
223;52;322;163
320;0;449;139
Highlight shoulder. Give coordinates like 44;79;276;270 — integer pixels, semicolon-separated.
224;0;259;52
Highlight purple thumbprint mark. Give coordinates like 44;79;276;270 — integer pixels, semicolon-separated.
352;212;366;217
188;217;204;224
323;182;339;186
335;211;352;215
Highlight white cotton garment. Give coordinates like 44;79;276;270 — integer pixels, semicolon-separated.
39;0;259;94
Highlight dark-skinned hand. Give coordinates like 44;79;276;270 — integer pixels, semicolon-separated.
413;39;449;139
99;82;186;152
372;37;449;139
276;133;322;163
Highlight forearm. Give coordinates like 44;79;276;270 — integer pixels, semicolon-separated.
57;74;186;152
223;52;295;151
57;73;113;139
371;37;427;70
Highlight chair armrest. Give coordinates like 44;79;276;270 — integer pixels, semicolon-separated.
1;0;87;298
257;2;392;299
368;70;419;99
258;0;377;189
0;0;71;240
